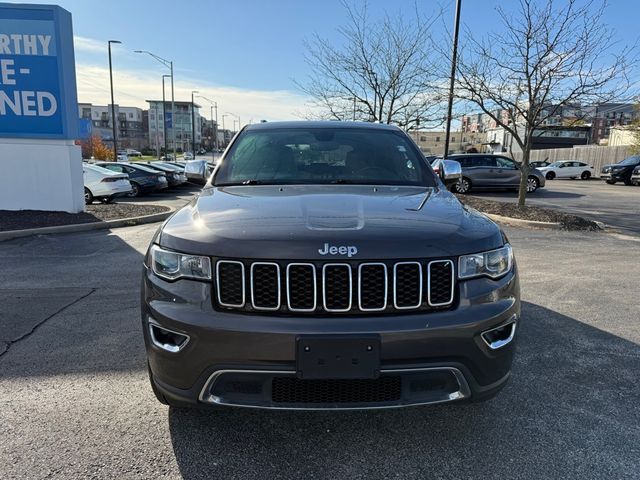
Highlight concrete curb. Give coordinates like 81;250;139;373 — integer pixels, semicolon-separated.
484;213;563;230
484;213;605;231
0;207;175;242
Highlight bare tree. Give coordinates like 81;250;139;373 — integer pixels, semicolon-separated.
456;0;634;206
297;1;446;130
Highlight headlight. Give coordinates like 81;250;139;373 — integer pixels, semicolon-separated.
458;244;513;280
150;245;211;281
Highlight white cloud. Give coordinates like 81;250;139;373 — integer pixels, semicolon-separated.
73;36;106;53
75;63;314;125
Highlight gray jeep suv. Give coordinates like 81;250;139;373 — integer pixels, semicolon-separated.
142;121;520;410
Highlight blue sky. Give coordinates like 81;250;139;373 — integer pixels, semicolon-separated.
9;0;640;125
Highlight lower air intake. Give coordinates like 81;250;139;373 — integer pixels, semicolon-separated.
271;376;402;404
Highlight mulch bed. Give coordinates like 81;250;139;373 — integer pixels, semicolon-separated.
458;195;601;231
0;204;170;232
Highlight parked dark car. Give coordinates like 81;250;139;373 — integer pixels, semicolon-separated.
96;162;169;197
142;121;520;410
132;162;186;187
448;153;545;193
600;156;640;185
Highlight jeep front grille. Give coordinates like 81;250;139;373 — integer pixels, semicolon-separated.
214;259;454;314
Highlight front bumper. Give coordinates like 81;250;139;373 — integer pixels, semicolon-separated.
601;172;625;181
142;265;520;409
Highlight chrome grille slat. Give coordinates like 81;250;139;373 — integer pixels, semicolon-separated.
287;263;317;312
427;260;454;307
322;263;352;312
216;260;245;308
250;262;281;311
358;263;388;311
214;259;454;314
393;262;423;310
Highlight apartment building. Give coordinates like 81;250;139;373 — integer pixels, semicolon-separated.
147;100;203;153
78;103;147;150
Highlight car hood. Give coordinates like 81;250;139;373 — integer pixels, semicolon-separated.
158;185;504;259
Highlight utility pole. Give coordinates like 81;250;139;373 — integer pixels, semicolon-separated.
191;90;199;154
135;50;176;160
443;0;462;159
162;74;170;157
108;40;121;161
154;104;160;158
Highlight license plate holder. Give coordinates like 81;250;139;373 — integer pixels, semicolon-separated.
296;335;381;379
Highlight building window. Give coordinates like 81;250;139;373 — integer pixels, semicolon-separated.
435;136;440;142
129;113;133;119
420;136;426;142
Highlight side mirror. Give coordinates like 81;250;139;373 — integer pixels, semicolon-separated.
439;159;462;186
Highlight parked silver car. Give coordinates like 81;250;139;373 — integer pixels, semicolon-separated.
445;154;546;193
185;159;215;184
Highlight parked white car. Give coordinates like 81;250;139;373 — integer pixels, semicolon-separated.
183;152;194;160
83;163;132;204
537;161;594;180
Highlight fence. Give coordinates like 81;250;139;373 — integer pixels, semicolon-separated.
511;145;631;177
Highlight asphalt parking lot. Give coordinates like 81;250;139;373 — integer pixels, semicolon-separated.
0;224;638;479
470;179;640;235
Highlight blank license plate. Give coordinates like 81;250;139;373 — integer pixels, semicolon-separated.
296;335;381;379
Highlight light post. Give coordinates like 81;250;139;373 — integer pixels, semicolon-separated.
135;50;175;160
222;114;228;147
226;112;240;134
191;90;199;154
195;95;219;152
443;0;462;159
153;104;160;158
108;40;121;161
162;74;171;156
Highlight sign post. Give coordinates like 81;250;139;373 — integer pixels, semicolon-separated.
0;3;83;213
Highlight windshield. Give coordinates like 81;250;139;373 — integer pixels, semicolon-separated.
213;127;435;187
618;156;640;166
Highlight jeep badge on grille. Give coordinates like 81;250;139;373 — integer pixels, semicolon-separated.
318;243;358;257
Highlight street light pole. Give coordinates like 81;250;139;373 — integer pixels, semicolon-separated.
108;40;121;161
135;50;176;160
443;0;462;159
162;74;170;157
191;90;199;154
195;95;219;152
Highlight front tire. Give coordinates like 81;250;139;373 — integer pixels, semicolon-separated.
581;171;591;180
453;177;472;194
84;188;93;205
526;176;540;193
545;171;555;180
605;180;616;185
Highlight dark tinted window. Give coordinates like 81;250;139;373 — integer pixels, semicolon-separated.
102;164;123;172
214;128;435;186
619;156;640;166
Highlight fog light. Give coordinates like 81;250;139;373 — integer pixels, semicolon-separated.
148;320;189;353
481;319;517;350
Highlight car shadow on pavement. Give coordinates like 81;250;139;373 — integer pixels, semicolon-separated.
167;301;640;480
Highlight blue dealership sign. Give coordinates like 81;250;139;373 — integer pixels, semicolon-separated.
0;4;78;139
